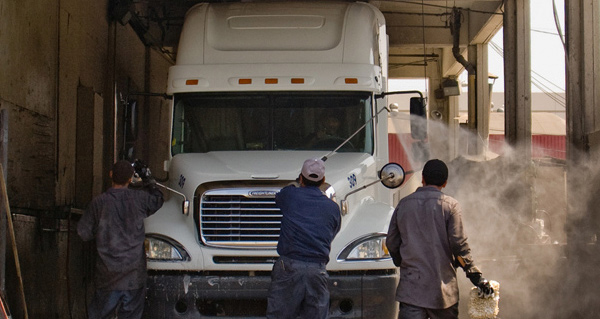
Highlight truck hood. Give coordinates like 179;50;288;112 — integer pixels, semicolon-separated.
169;151;375;191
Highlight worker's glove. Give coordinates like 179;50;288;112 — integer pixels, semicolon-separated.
133;159;156;188
133;159;152;181
466;267;494;298
476;279;494;298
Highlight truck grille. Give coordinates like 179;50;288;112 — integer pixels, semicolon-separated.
199;188;281;248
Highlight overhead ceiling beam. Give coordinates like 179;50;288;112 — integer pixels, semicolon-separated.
123;0;504;73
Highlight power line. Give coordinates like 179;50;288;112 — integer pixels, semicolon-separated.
488;41;566;108
531;29;560;36
531;69;565;93
489;41;565;98
489;42;565;108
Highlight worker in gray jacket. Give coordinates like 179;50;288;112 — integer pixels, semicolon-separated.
78;160;164;319
386;159;493;319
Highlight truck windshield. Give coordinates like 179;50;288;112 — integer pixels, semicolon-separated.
171;92;374;154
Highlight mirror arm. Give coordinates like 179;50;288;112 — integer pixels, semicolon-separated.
375;90;424;100
127;92;172;100
340;163;405;216
155;182;190;215
342;175;393;202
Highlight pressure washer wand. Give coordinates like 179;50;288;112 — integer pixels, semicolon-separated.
321;106;390;162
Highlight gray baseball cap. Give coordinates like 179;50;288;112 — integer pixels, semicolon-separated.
301;158;325;182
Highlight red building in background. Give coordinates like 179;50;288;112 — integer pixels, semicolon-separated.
388;112;566;167
487;112;566;159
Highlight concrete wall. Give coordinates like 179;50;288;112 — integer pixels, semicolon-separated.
0;0;172;316
0;0;58;210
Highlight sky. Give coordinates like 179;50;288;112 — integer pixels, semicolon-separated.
488;0;566;93
391;0;566;94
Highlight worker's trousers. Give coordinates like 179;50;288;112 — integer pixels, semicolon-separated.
266;256;330;319
88;287;145;319
399;302;459;319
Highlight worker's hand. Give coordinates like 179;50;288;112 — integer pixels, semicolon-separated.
476;278;494;298
143;174;156;185
465;266;493;297
133;159;152;182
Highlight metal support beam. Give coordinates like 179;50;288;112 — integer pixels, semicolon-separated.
565;0;600;157
565;0;600;243
503;0;531;158
563;5;600;314
467;44;491;155
503;0;533;224
447;95;460;160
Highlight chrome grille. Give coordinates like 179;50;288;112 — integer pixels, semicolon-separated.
199;188;281;248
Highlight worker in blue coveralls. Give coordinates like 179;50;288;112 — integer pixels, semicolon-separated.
267;158;341;319
77;160;164;319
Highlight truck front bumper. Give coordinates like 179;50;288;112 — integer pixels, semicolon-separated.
144;269;398;319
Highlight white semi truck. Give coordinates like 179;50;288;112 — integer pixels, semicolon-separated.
143;2;426;318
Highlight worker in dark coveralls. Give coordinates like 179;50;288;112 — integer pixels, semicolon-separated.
77;160;164;319
266;158;341;319
386;159;493;319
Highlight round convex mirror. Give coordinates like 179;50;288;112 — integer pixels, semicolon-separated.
379;163;405;189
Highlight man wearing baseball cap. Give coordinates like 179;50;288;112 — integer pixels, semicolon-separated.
386;159;493;319
267;158;341;319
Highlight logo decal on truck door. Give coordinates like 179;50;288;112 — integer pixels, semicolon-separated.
348;174;357;188
178;175;186;188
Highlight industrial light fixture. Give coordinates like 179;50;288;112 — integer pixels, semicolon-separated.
442;78;460;97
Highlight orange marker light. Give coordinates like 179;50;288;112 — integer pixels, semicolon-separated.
186;79;199;85
265;78;278;84
291;78;305;84
239;79;252;85
345;78;358;84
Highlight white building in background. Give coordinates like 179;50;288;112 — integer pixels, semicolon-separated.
388;79;566;120
464;92;566;120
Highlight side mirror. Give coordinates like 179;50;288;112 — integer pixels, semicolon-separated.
409;97;427;140
379;163;406;189
182;199;190;215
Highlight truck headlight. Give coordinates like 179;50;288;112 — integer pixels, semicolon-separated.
337;233;390;261
145;234;190;261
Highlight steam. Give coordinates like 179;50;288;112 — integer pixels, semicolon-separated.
389;113;600;318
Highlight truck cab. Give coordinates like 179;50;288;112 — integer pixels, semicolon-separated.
143;2;423;317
